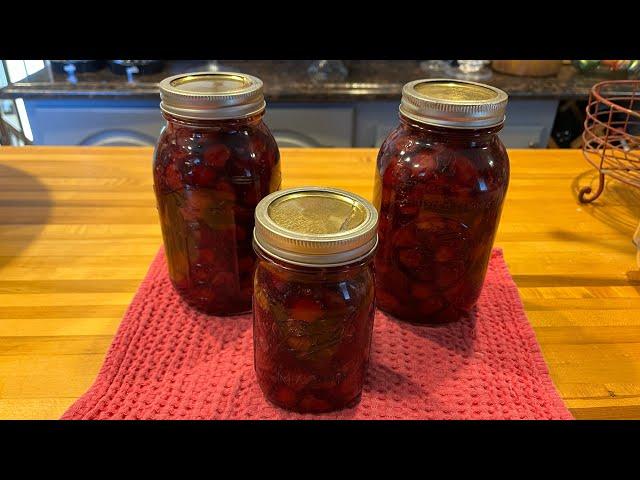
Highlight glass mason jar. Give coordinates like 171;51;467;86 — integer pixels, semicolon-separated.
154;72;281;315
252;187;378;413
374;79;510;324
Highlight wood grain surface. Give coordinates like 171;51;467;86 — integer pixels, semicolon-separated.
0;146;639;419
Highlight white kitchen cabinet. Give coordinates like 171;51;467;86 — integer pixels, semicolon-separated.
25;99;162;146
264;104;354;147
23;97;558;149
354;99;559;148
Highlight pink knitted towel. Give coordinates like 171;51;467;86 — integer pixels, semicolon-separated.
62;248;572;420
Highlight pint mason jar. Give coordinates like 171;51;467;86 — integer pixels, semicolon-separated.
252;187;378;413
373;79;510;324
154;72;281;315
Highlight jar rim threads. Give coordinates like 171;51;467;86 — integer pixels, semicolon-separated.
159;71;266;121
253;186;378;267
399;78;508;129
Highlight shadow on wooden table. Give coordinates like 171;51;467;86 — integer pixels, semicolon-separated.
537;169;640;418
571;169;640;237
0;163;51;269
570;169;640;294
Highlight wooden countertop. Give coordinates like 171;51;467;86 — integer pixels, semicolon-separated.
1;146;639;420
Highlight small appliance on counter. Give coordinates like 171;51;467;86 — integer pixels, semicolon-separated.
444;60;493;80
107;60;165;76
50;60;106;74
492;60;562;77
107;60;165;82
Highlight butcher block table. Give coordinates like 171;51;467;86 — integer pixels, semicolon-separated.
0;146;639;420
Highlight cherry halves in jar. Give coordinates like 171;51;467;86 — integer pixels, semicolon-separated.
374;79;510;324
252;187;379;413
154;72;281;315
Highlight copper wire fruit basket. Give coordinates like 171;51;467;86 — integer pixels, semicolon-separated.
579;80;640;203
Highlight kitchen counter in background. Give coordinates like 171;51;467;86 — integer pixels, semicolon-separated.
0;146;639;419
0;61;608;148
0;61;600;101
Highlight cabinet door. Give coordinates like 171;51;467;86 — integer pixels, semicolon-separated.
499;99;559;148
264;105;354;147
80;129;157;146
499;125;548;148
354;101;398;148
24;99;163;145
354;99;560;149
270;130;320;148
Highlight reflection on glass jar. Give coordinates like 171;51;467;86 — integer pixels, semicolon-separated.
153;72;281;315
374;79;510;324
252;187;378;413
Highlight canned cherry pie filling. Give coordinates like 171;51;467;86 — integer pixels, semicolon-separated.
153;72;281;316
374;79;510;324
252;187;378;413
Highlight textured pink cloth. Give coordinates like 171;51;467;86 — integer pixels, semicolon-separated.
62;248;572;420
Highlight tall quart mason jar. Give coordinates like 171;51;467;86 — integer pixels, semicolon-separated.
374;79;510;324
154;72;281;315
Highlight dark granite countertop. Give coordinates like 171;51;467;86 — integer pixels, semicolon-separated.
0;60;609;102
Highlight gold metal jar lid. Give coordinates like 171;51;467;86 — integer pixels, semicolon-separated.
254;186;379;267
159;71;266;120
400;78;508;129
